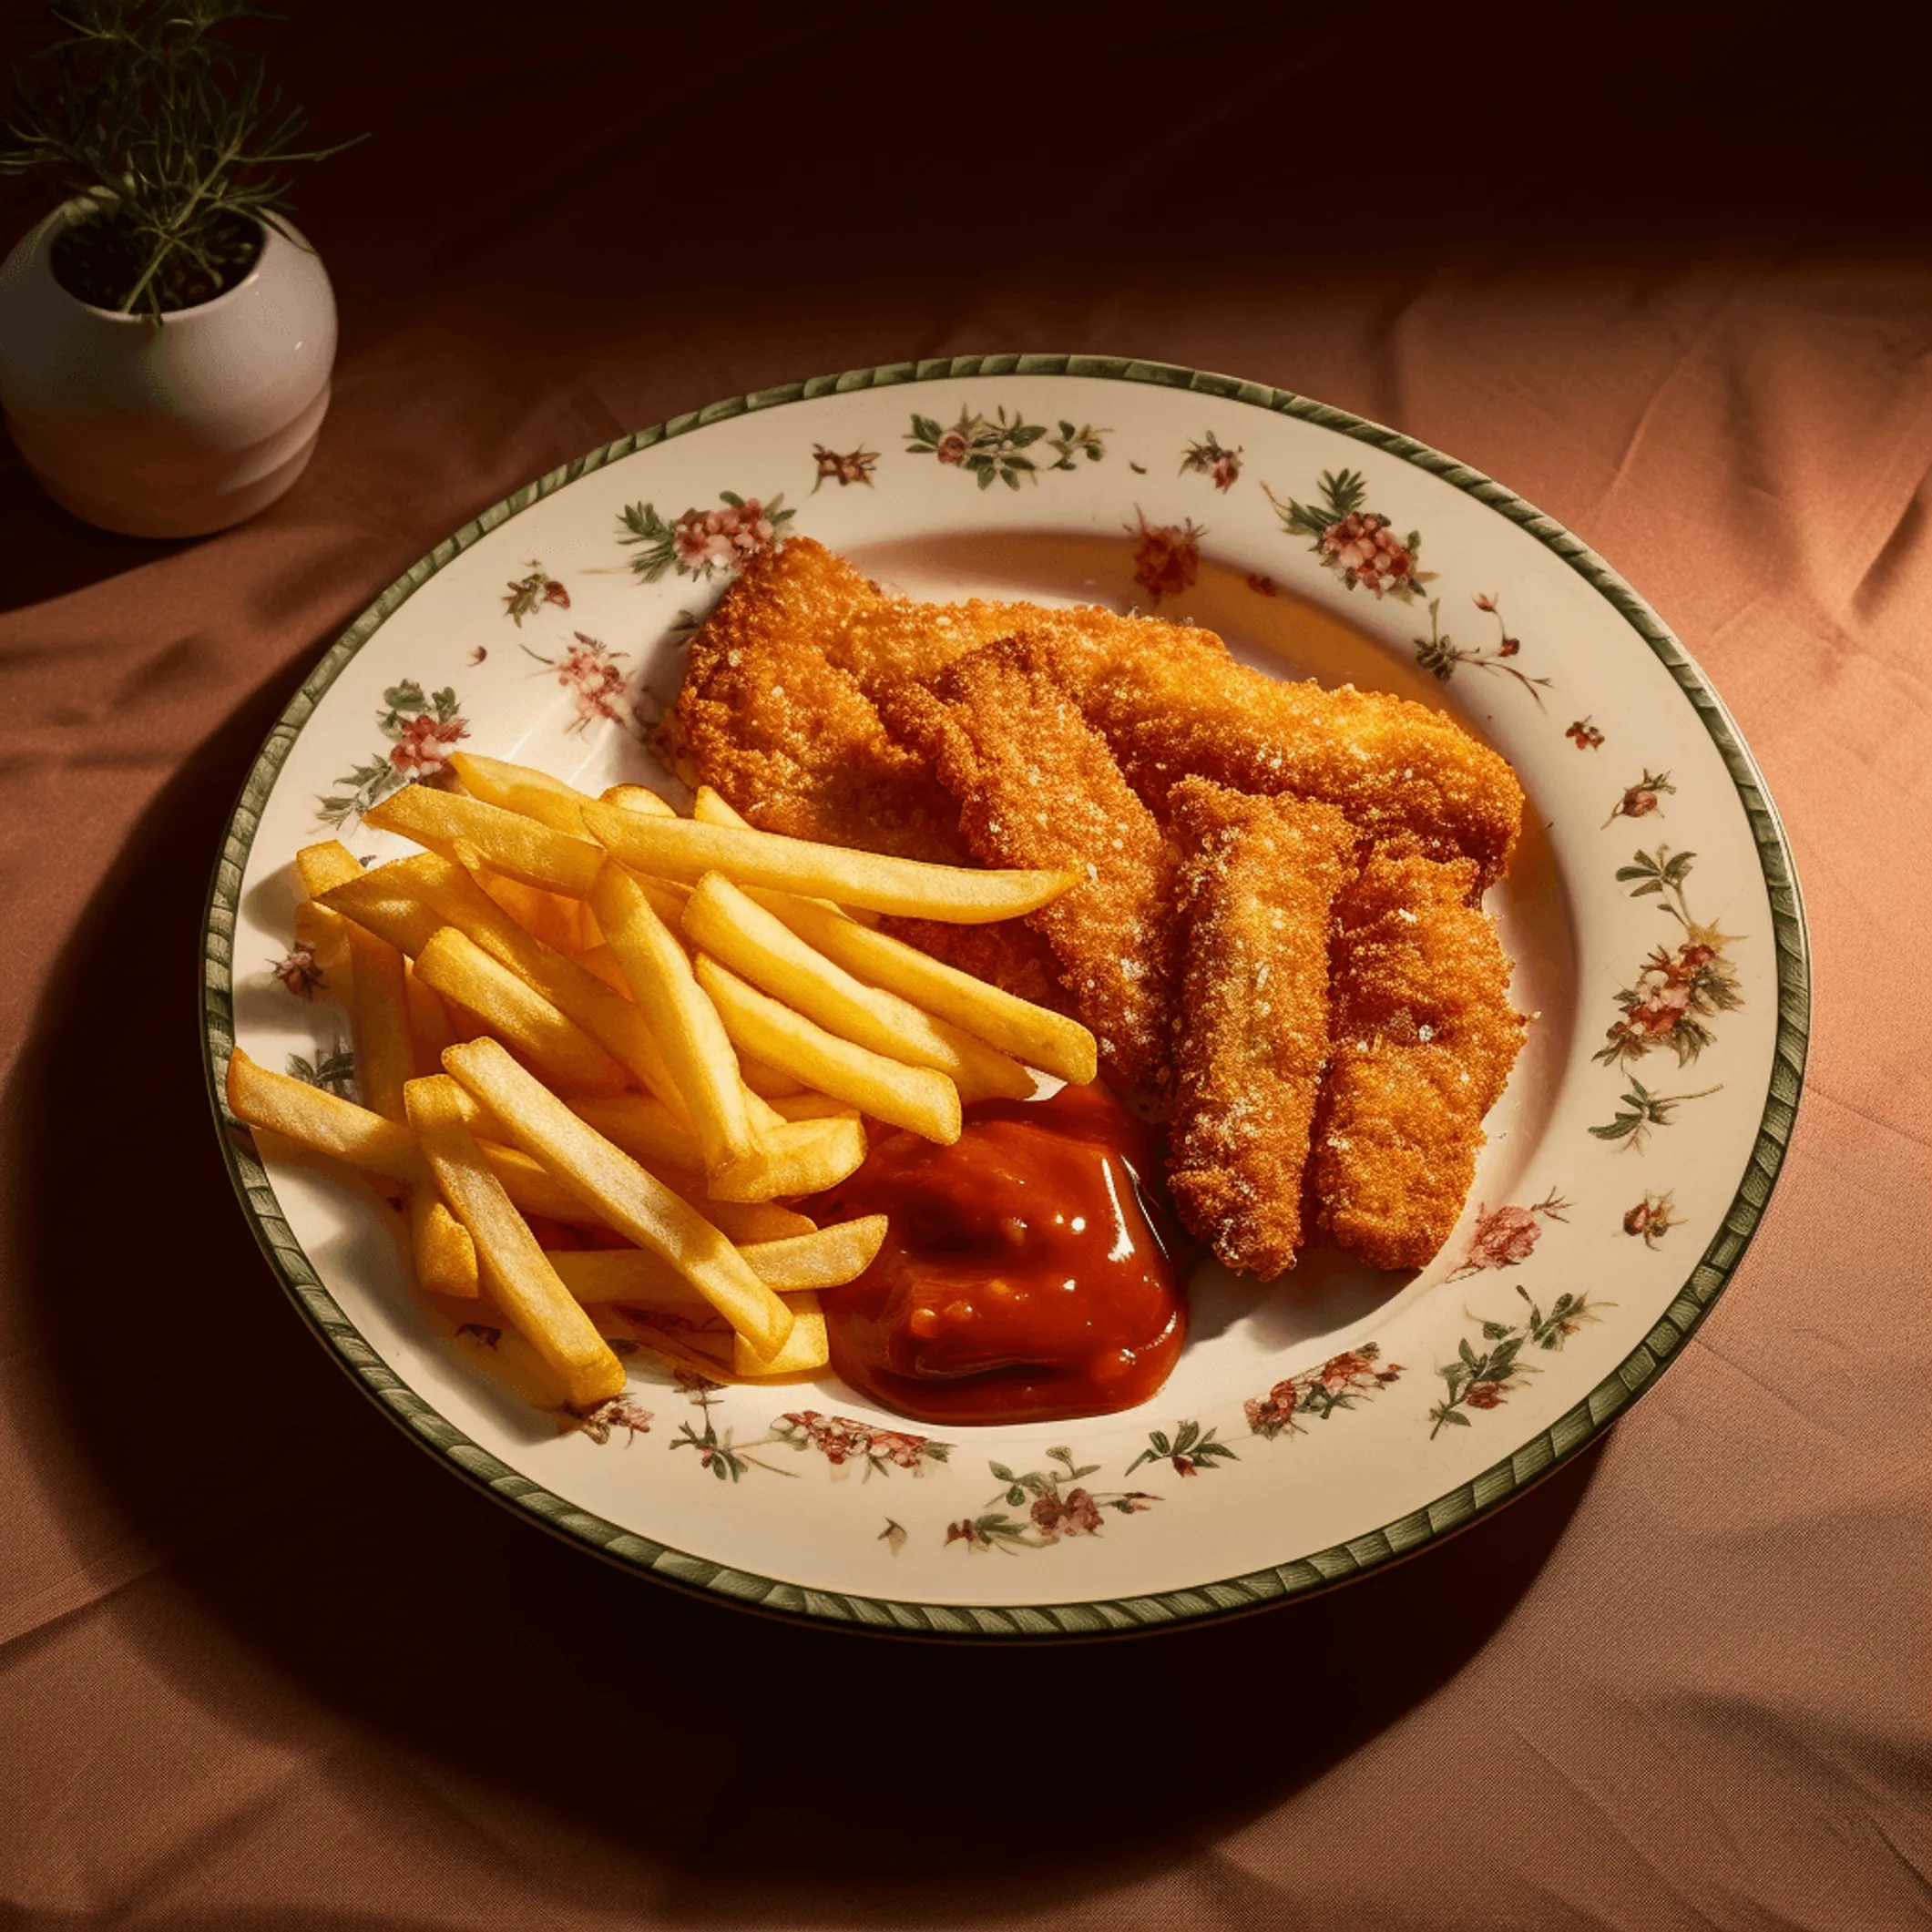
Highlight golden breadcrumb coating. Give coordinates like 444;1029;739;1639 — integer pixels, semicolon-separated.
1159;776;1360;1290
670;539;1519;888
1000;622;1525;892
659;538;962;862
1166;781;1356;1281
876;643;1181;1090
1313;841;1528;1270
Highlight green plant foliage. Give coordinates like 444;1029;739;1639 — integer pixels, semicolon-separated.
0;0;363;319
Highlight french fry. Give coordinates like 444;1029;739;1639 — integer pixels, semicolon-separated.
690;785;750;829
411;1186;480;1297
546;1247;718;1312
707;1115;868;1203
747;886;1098;1085
579;803;1075;923
474;869;585;954
763;1090;862;1122
357;854;688;1112
657;1179;815;1244
606;1314;741;1385
315;854;449;958
442;1038;793;1357
225;1050;604;1227
687;788;882;927
414;928;630;1099
225;1048;419;1182
684;873;1033;1101
295;839;365;901
547;1214;885;1305
567;1093;703;1172
405;1074;625;1408
250;1126;407;1199
735;1291;829;1377
429;844;685;1107
600;783;675;817
695;956;962;1144
404;962;459;1077
449;751;598;834
344;921;413;1120
737;1051;804;1098
363;784;605;897
289;840;367;986
291;898;352;976
743;1214;885;1289
482;1142;606;1227
574;943;633;997
589;862;758;1173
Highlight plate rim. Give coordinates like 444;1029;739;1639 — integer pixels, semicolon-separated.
198;350;1811;1640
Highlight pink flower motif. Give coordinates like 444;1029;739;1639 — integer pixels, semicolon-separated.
271;942;324;997
1446;1191;1570;1280
388;710;469;777
1210;451;1241;491
1465;1202;1542;1269
1127;511;1204;605
1321;511;1416;595
729;498;776;559
540;632;633;735
935;429;970;465
673;507;738;574
1319;1349;1377;1393
1465;1383;1504;1410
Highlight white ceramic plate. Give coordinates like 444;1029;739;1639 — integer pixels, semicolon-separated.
202;354;1807;1637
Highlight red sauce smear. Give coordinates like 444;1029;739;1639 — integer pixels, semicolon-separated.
812;1085;1186;1426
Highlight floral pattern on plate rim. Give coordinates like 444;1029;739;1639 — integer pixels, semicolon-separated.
1245;1344;1405;1440
1429;1284;1609;1437
522;630;646;737
314;680;468;828
1264;467;1432;602
905;407;1109;488
946;1447;1160;1552
618;492;795;582
1414;592;1552;707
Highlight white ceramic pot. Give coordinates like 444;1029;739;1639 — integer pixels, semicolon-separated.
0;203;336;538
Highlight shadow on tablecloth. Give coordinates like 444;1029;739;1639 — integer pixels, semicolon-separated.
2;660;1600;1925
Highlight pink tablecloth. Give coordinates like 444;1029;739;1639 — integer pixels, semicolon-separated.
2;8;1927;1926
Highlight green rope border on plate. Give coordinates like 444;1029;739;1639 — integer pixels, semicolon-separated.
199;352;1810;1640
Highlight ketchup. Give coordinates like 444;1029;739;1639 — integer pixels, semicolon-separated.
811;1085;1187;1426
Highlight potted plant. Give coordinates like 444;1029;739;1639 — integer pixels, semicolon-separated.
0;1;361;537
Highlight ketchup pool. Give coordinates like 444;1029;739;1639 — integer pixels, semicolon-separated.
810;1084;1187;1426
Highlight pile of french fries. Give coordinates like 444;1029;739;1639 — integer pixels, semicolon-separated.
225;751;1097;1411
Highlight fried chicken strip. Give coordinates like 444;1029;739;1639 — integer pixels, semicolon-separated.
875;643;1181;1089
671;540;1520;887
997;618;1525;892
1167;780;1356;1280
659;537;959;861
1313;841;1528;1270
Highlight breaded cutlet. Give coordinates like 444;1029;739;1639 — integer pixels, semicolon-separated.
659;538;959;862
672;540;1520;890
1165;781;1356;1280
997;621;1525;892
660;538;1068;1007
1313;841;1528;1270
875;643;1181;1091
